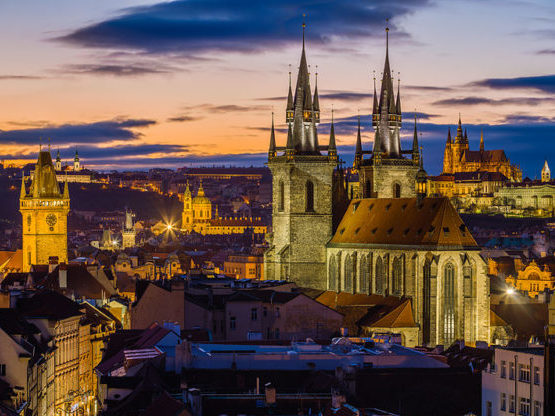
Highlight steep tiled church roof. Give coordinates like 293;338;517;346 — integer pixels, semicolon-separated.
329;197;477;248
463;149;507;163
359;299;418;328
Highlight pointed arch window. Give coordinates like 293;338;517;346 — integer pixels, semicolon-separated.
328;255;338;291
375;257;385;294
360;255;369;293
306;180;314;212
392;257;402;295
423;260;432;345
278;181;284;212
344;254;353;292
393;183;401;198
443;263;456;346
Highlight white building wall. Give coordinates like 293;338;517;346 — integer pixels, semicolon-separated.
482;347;544;416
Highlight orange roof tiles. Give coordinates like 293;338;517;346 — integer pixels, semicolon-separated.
367;299;418;328
330;197;477;248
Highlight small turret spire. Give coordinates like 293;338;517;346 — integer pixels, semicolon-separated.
63;174;69;199
328;106;337;161
412;113;419;163
354;114;362;168
286;65;294;121
395;74;401;114
372;71;378;123
446;127;452;145
268;112;276;159
313;66;320;114
480;129;484;152
20;175;26;199
285;123;294;159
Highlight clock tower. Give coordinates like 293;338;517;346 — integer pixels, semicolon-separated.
20;149;70;272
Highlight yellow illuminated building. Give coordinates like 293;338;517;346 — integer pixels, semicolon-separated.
506;260;555;298
181;181;267;235
20;149;70;272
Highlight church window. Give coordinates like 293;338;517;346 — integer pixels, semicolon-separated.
328;255;338;291
423;260;432;345
443;263;456;346
393;183;401;198
365;180;371;197
344;254;353;292
360;255;369;293
375;257;385;294
278;181;284;212
306;180;314;212
392;257;402;295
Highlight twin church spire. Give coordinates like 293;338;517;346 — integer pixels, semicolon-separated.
269;21;334;161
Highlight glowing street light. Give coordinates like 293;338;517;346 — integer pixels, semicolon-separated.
506;287;515;295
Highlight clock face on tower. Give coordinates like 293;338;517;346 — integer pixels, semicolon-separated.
46;214;57;229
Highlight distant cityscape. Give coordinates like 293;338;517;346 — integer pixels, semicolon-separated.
0;13;554;416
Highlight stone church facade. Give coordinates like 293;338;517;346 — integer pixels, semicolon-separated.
264;25;490;346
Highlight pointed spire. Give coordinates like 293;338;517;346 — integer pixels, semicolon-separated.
480;129;484;152
63;174;69;199
354;114;362;168
197;179;205;197
396;75;401;115
268;112;276;159
20;175;26;199
412;113;419;163
184;180;191;197
313;67;320;113
372;71;378;124
446;127;452;145
456;113;463;142
286;65;294;122
464;128;468;141
328;107;337;161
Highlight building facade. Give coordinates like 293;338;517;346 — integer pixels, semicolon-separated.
482;347;544;416
181;181;267;236
20;150;70;272
263;25;347;288
442;123;522;181
121;210;136;249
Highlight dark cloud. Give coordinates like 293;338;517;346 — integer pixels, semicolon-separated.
433;96;555;106
471;74;555;94
319;91;373;101
166;115;203;123
537;49;555;55
0;118;156;145
0;75;42;80
61;63;175;76
183;104;269;113
404;85;453;92
55;0;431;55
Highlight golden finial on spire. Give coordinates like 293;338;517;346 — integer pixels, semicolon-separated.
331;104;334;122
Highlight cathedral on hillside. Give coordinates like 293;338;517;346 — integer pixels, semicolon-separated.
180;181;267;236
264;24;490;347
20;149;70;271
441;117;522;181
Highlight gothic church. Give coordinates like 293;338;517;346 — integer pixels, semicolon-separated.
264;25;490;347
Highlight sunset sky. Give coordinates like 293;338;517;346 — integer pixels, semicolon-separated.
1;0;555;176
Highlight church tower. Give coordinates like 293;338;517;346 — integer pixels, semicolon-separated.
264;21;343;289
181;182;194;232
122;210;136;248
542;160;551;182
55;149;62;171
358;25;420;198
450;115;469;172
73;150;81;171
20;149;70;272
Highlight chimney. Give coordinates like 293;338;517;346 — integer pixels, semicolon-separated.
59;263;68;289
48;256;59;273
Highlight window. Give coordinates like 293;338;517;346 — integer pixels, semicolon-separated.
501;360;507;378
519;397;530;416
423;260;432;345
501;393;506;411
328;255;338;291
0;364;5;376
229;317;236;330
344;254;353;292
306;180;314;212
263;307;268;317
375;256;385;295
519;364;530;383
278;181;284;212
251;308;258;321
509;395;515;413
275;307;280;318
360;255;369;294
533;367;540;385
443;263;456;346
510;362;515;380
392;257;402;295
393;183;401;198
486;401;492;416
275;328;280;339
533;401;540;416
